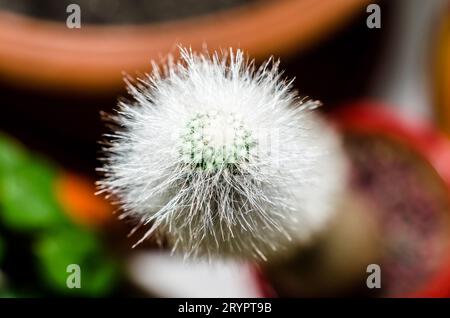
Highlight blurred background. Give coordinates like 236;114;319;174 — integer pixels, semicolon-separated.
0;0;449;297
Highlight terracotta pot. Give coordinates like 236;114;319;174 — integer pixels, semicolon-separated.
0;0;367;93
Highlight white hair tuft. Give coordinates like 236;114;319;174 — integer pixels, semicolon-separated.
98;47;346;261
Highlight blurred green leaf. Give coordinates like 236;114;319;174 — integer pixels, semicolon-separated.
0;291;19;298
35;228;119;297
0;134;28;176
0;287;37;298
0;134;68;231
0;159;67;231
0;235;3;264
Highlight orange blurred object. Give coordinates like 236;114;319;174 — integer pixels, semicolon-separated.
56;172;112;227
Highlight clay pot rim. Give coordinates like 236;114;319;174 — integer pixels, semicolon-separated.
0;0;367;92
333;101;450;298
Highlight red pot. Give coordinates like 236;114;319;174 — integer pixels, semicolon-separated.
254;102;450;298
333;102;450;297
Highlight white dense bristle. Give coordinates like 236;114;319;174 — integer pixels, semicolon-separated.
98;47;346;261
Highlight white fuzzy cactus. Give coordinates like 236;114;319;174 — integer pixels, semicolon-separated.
98;47;346;261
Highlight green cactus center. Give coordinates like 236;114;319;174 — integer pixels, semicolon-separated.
181;111;256;170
